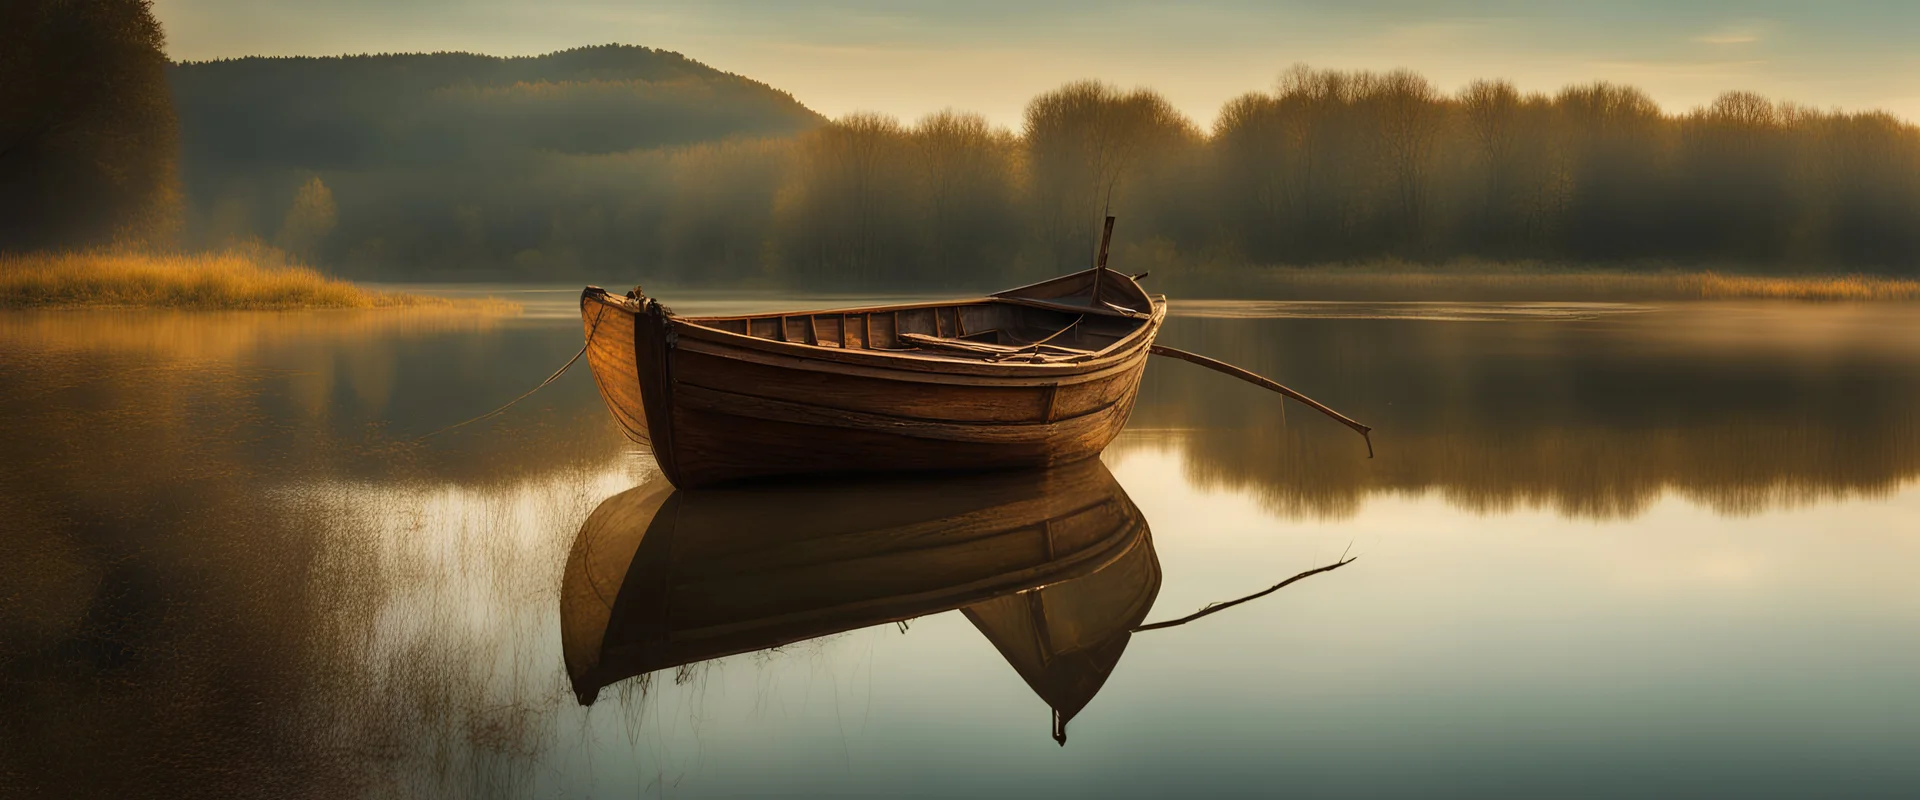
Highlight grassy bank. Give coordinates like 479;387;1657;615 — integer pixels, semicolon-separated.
1159;261;1920;302
0;248;516;311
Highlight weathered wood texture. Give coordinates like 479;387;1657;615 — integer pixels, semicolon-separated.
580;296;648;445
559;461;1149;704
580;269;1165;488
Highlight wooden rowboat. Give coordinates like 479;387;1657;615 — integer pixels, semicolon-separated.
559;460;1156;710
580;265;1165;488
578;214;1376;488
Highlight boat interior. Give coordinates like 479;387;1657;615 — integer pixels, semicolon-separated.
682;268;1160;364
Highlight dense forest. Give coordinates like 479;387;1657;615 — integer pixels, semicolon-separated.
1;0;179;251
12;20;1913;285
169;55;1920;285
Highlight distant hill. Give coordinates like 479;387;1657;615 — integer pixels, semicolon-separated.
166;44;825;269
169;44;824;170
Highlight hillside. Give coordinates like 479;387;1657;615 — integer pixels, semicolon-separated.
167;44;824;274
169;45;823;169
161;49;1920;285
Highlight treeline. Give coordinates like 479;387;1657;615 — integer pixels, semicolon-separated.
776;70;1920;280
173;58;1920;283
1;0;179;251
8;14;1919;281
188;81;1201;284
1210;68;1920;267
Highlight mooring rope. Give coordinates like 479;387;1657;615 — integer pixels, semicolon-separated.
414;303;607;441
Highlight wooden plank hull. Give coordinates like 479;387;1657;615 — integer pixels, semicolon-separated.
559;460;1152;705
581;275;1165;488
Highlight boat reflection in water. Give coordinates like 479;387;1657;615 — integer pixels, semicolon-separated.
560;459;1160;744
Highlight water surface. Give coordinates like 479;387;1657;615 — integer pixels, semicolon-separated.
2;292;1917;798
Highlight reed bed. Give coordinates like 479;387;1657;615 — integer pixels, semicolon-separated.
1686;272;1920;301
0;248;516;311
1185;263;1920;302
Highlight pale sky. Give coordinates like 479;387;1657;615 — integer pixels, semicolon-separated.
152;0;1920;129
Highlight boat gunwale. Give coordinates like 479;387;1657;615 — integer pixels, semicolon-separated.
671;335;1152;389
584;291;1168;380
674;295;1000;322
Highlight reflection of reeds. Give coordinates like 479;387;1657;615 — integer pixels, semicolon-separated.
0;312;703;796
1177;264;1920;302
0;247;519;311
0;307;505;362
292;474;611;799
1689;272;1920;301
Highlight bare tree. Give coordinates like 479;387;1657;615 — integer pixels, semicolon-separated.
1024;81;1197;269
911;110;1017;275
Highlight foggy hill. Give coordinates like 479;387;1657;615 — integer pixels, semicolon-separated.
169;44;824;169
159;48;1920;283
166;45;825;268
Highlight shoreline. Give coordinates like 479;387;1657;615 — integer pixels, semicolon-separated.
1156;265;1920;302
12;252;1916;309
0;249;519;313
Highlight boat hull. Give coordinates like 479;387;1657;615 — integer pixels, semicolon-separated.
581;288;1163;488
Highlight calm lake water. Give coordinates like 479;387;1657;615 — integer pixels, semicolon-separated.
3;289;1918;798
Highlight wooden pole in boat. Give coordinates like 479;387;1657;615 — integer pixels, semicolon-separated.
1091;215;1115;303
1148;344;1376;458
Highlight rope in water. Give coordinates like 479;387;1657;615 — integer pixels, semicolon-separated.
414;303;607;441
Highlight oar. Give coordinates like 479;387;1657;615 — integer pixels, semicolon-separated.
1149;344;1375;458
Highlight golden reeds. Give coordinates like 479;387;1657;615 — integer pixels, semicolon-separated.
0;246;517;311
1686;272;1920;301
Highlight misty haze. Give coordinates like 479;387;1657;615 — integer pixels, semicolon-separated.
5;2;1920;799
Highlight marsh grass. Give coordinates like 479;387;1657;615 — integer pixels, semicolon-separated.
0;246;517;311
1169;261;1920;302
1687;272;1920;301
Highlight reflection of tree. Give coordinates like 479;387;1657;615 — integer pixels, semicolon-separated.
1127;311;1920;520
0;310;629;484
5;304;1918;792
0;314;648;796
